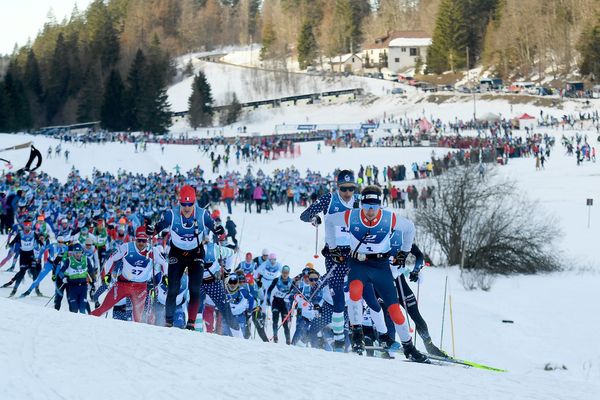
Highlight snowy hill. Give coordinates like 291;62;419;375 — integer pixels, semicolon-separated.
1;278;598;400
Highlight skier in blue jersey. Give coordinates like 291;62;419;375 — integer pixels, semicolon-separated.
299;169;358;351
150;185;225;330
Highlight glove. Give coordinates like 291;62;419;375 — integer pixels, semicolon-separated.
104;275;110;284
310;215;322;227
313;303;321;311
51;274;57;282
214;225;225;236
253;306;261;314
409;270;419;282
145;224;155;236
393;251;409;267
161;275;169;286
61;277;68;285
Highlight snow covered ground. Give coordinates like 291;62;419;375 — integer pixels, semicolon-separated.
2;92;600;398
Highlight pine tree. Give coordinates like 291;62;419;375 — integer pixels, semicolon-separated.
125;49;147;131
426;0;468;74
100;69;127;131
188;71;214;129
0;84;11;132
225;92;242;125
77;65;103;122
24;49;43;101
297;20;318;70
45;32;70;123
578;15;600;79
260;21;276;60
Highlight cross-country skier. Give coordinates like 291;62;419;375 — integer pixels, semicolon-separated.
20;235;68;297
327;185;428;363
150;184;225;329
388;230;446;357
2;218;43;297
57;243;94;313
300;169;358;351
266;265;294;344
91;227;164;322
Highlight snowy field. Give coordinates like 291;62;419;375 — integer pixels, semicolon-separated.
1;113;600;398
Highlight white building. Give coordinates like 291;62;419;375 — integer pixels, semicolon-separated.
329;53;364;74
388;32;432;73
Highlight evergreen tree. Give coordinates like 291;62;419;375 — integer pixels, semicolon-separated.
100;69;127;131
24;49;43;101
0;84;10;132
77;65;103;122
45;32;70;123
188;71;214;129
3;66;32;131
125;49;147;131
578;15;600;79
297;20;318;70
260;21;276;60
426;0;468;73
224;92;242;125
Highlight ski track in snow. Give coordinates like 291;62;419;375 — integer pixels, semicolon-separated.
1;127;599;399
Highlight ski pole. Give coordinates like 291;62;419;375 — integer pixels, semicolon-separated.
397;275;413;344
449;283;456;358
415;278;421;348
44;282;66;308
313;225;319;259
440;275;448;350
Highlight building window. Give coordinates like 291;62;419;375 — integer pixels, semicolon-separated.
394;58;400;63
401;47;406;52
410;48;418;56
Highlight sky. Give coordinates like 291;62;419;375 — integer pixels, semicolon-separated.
0;0;93;55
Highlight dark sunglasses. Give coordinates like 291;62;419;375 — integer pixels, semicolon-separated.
136;239;147;243
308;277;319;282
339;186;356;192
181;202;194;207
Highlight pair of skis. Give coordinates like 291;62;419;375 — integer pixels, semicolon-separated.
362;345;507;372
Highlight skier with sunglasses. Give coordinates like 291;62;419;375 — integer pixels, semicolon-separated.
327;185;429;363
299;169;359;351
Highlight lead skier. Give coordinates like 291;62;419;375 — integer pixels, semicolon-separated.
327;185;428;363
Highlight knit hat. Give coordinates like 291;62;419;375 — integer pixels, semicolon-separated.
179;185;196;203
337;170;355;185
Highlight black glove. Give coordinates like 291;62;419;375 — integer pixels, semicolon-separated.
313;303;321;311
51;273;57;282
310;215;322;226
161;275;169;286
409;270;419;282
393;251;409;267
214;225;225;235
146;224;155;236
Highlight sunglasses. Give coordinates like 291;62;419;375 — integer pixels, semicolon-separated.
362;203;380;211
181;202;194;207
339;186;356;192
85;244;93;247
308;277;319;282
136;239;147;243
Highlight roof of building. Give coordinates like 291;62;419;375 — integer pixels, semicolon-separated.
363;31;431;50
330;53;363;64
389;37;432;47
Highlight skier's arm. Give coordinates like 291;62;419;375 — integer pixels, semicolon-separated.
266;278;278;302
410;244;425;273
102;244;127;276
325;209;350;248
299;192;331;222
393;214;415;253
154;210;173;234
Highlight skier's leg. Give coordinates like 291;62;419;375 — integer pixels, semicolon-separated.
325;256;348;346
165;251;186;325
90;284;128;316
128;283;148;322
185;256;205;327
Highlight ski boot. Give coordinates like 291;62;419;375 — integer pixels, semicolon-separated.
272;335;279;343
364;334;375;357
35;288;44;297
402;340;430;364
165;321;174;328
351;326;365;355
333;339;346;353
423;338;448;357
185;321;195;330
20;290;32;298
8;288;17;297
94;301;101;309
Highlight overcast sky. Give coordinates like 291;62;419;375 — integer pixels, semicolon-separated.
0;0;93;55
